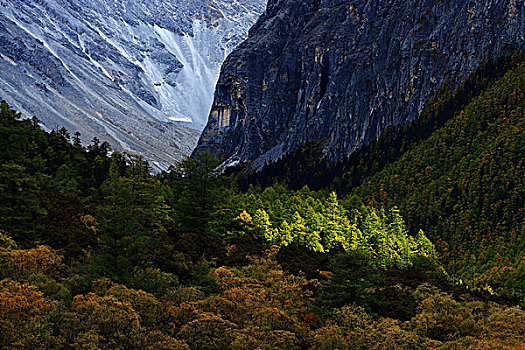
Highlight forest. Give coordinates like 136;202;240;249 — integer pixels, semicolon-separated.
236;54;525;304
0;58;524;348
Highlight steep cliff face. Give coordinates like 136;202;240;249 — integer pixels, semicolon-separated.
0;0;265;170
195;0;525;169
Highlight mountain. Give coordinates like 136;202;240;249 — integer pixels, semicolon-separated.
195;0;524;169
0;0;266;170
231;53;525;299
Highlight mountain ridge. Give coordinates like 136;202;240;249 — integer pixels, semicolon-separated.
195;0;525;169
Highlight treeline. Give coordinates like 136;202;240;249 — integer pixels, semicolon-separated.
236;53;524;192
1;101;523;348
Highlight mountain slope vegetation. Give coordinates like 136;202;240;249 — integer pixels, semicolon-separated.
235;56;525;301
353;60;525;300
1;99;523;348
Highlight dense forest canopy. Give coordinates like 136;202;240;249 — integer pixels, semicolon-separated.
0;55;524;349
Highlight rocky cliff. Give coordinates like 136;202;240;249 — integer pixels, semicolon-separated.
195;0;525;169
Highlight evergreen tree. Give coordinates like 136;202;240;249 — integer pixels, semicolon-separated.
170;151;226;234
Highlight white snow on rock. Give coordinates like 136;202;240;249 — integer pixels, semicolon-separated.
0;0;266;169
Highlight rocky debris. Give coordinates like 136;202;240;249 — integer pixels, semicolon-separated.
0;0;266;169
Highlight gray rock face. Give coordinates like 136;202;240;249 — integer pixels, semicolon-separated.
195;0;525;169
0;0;266;170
